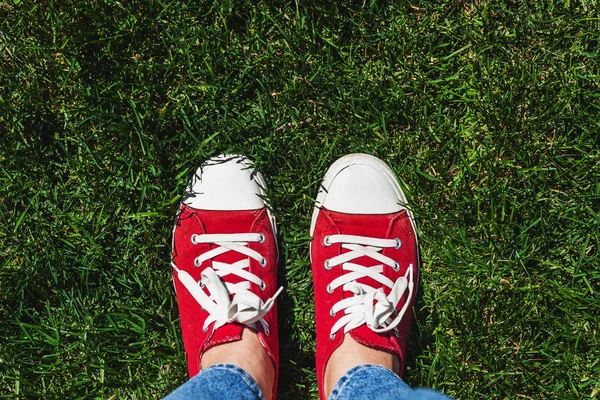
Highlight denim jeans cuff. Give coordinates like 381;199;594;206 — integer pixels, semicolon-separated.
207;363;264;399
329;364;398;400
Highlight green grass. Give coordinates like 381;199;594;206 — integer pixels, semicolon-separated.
1;0;599;398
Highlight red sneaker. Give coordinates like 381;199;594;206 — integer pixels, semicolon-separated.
310;154;420;400
171;154;282;397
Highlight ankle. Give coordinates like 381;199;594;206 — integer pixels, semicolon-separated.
201;328;274;400
324;333;399;398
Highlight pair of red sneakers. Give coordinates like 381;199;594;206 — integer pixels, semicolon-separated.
171;154;419;399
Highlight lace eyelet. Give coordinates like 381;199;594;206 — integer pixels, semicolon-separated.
258;232;266;243
259;257;267;267
326;284;334;294
393;261;400;271
394;238;402;249
324;259;332;270
329;332;335;340
323;236;332;247
330;309;335;318
202;325;209;333
260;281;267;290
191;234;198;245
194;258;201;267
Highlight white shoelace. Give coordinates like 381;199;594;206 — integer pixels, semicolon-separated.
324;234;414;339
172;233;283;334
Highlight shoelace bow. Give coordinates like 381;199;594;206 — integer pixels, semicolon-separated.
324;234;414;339
172;233;283;334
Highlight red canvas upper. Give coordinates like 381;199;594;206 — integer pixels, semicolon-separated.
311;207;419;400
171;203;279;395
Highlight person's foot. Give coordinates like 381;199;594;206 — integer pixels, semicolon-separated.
310;153;420;400
171;154;282;400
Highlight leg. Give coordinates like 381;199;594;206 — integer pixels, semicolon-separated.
201;328;275;400
325;333;399;394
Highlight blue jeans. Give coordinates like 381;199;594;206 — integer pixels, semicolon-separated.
164;363;451;400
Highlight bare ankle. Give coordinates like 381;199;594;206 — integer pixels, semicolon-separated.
324;333;399;398
201;328;274;400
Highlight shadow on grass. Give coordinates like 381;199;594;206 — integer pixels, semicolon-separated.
406;286;433;377
405;246;436;388
275;234;315;399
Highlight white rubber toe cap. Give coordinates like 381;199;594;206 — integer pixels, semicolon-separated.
183;154;265;210
318;154;407;214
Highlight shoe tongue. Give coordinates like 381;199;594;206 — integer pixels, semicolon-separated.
349;324;400;357
326;209;404;356
327;210;397;292
204;323;244;353
199;208;261;286
191;208;263;352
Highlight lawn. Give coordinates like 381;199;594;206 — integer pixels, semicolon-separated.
1;1;599;398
